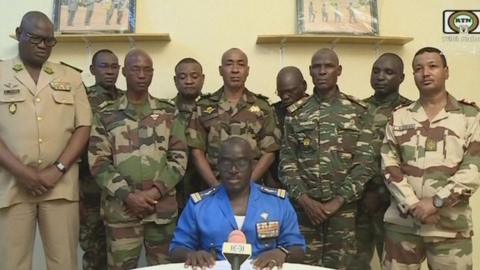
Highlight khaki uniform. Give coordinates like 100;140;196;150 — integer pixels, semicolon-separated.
0;56;91;270
381;94;480;269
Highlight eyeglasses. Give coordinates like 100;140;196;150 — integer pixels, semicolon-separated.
218;158;251;170
23;31;57;47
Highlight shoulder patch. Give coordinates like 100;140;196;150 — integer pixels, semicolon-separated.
259;186;287;199
190;187;218;204
459;99;479;109
60;61;83;73
287;95;311;114
344;94;368;109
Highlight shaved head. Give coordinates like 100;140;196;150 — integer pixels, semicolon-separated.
311;48;339;65
221;48;248;65
20;11;52;29
124;49;152;67
276;66;307;106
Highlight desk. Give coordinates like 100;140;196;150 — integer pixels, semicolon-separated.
136;260;332;270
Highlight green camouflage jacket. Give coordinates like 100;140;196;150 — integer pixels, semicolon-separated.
187;87;281;176
362;94;412;200
279;88;375;203
88;94;188;224
381;93;480;237
80;84;124;198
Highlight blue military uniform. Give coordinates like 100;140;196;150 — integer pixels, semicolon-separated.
170;183;305;259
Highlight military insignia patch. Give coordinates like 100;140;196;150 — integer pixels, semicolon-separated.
260;212;269;221
425;138;437;151
256;221;280;239
249;105;260;113
12;64;23;72
43;66;54;75
303;138;311;146
204;106;215;114
50;81;71;91
393;124;415;131
151;114;159;120
8;103;16;114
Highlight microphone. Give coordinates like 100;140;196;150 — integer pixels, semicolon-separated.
222;230;252;270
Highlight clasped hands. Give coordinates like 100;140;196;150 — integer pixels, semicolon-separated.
410;197;440;224
124;188;161;220
18;165;64;197
299;195;345;225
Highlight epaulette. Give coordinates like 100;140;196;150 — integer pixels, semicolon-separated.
190;187;218;204
157;98;175;107
344;94;368;109
254;93;270;101
198;93;213;100
60;61;83;73
259;186;287;199
459;99;479;109
287;95;311;114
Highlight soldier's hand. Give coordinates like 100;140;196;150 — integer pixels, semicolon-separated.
252;248;286;270
323;196;344;216
185;250;215;269
124;192;157;219
16;166;49;196
412;197;438;221
298;194;329;225
38;165;63;189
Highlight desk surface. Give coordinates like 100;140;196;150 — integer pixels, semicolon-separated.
136;260;332;270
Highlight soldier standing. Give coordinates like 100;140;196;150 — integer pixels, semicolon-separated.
0;11;91;270
172;58;205;209
269;66;308;187
350;53;411;270
88;49;188;269
381;47;480;269
80;49;123;270
188;48;281;187
279;48;374;269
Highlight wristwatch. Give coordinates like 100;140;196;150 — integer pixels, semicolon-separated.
277;246;290;258
54;161;67;174
432;195;445;208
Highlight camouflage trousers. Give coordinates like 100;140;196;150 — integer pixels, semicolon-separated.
80;202;107;270
298;202;356;269
106;221;175;270
349;205;386;270
383;224;472;270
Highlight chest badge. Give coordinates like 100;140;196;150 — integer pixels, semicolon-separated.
425;138;437;151
8;103;17;114
151;114;159;120
256;220;280;239
249;105;260;113
303;137;311;146
204;106;215;114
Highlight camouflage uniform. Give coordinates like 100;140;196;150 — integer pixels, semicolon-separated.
270;97;309;187
350;94;411;270
88;94;188;269
79;84;124;270
172;95;204;209
381;93;480;269
279;88;375;269
188;87;281;179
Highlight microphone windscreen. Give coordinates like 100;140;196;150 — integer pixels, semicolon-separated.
228;230;247;244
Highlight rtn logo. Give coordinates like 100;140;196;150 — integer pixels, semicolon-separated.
443;10;480;34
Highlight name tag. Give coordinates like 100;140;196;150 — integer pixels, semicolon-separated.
3;89;20;95
393;124;415;131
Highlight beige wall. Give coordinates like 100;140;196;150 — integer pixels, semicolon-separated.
1;0;479;269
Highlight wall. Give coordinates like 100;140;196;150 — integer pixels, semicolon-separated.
0;0;479;269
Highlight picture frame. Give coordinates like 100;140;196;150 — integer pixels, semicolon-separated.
297;0;379;35
52;0;136;34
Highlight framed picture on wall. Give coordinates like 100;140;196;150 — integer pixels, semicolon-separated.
297;0;379;35
52;0;136;34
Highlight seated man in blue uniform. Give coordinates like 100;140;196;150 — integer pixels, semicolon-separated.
170;137;305;269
